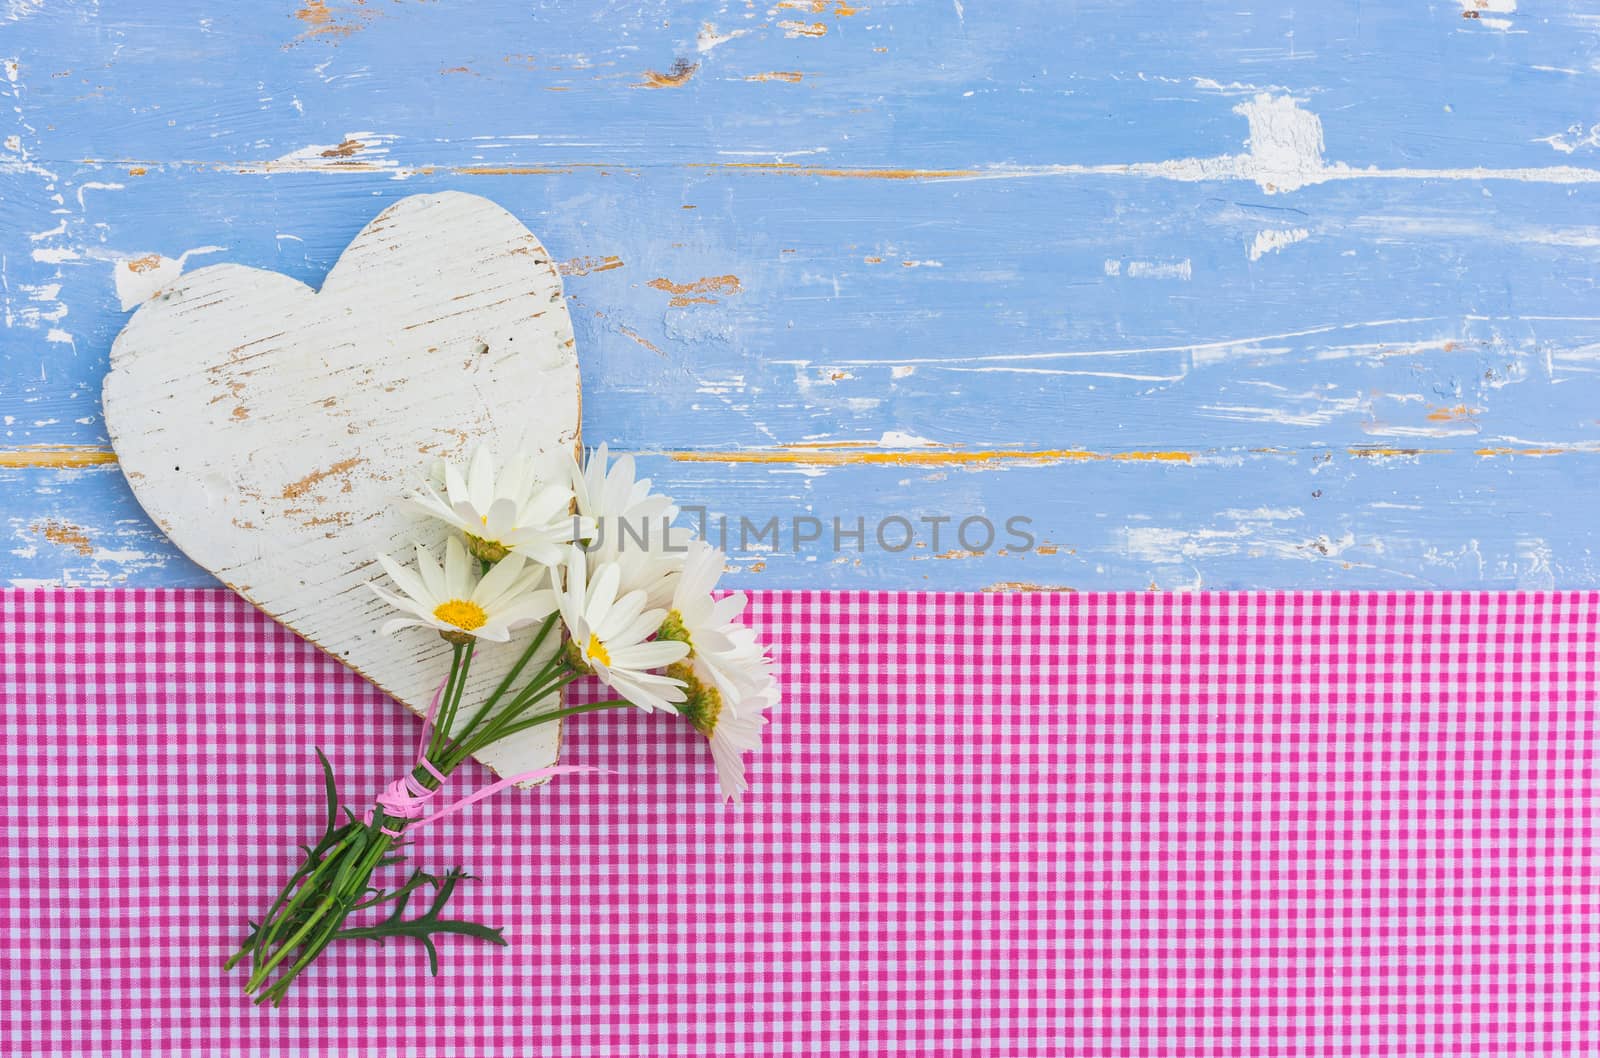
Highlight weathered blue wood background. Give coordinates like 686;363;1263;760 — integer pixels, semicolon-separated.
3;0;1599;589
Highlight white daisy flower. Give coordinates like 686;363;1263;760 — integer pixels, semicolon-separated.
410;446;580;566
659;541;771;709
371;536;556;645
556;546;688;713
685;669;777;804
572;443;684;608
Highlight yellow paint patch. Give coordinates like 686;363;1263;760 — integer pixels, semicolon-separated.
1425;404;1480;422
319;139;365;158
617;324;664;356
648;274;743;307
776;0;861;13
635;59;699;89
31;518;94;556
125;254;163;274
778;20;829;37
281;456;365;500
289;0;371;43
0;446;120;468
668;447;1193;467
1475;446;1569;457
295;0;333;27
746;71;805;83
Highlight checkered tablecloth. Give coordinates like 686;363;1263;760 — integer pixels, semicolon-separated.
2;589;1596;1056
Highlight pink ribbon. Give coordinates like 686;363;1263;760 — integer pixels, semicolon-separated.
364;672;597;839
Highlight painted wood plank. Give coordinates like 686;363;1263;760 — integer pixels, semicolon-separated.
5;0;1597;176
5;446;1594;590
5;166;1599;453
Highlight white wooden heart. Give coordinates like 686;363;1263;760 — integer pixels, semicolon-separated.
103;191;580;782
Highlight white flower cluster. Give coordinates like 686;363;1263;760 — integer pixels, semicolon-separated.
370;445;777;801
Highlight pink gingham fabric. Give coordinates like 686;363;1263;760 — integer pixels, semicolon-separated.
3;589;1597;1056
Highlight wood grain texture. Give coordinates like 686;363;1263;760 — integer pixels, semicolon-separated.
102;191;580;778
3;0;1600;590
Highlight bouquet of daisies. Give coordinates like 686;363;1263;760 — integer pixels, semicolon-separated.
226;445;776;1004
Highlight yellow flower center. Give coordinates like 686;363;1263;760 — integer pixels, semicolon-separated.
433;599;487;632
585;633;612;668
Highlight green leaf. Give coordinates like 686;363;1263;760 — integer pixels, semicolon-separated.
329;867;507;973
314;747;339;840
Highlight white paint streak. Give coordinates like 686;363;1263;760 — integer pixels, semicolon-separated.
3;2;44;24
75;181;125;209
1533;122;1600;155
1202;392;1366;428
1350;214;1600;248
1248;227;1310;261
1124;258;1192;280
696;22;748;52
805;316;1448;368
878;430;940;448
1125;524;1358;566
944;94;1600;191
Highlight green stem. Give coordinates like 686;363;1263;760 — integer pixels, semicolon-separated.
448;614;557;749
257;829;400;1004
248;829;359;961
429;642;472;756
447;668;576;767
466;698;633;747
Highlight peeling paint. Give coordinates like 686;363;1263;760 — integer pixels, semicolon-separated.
243;132;398;174
635;59;699;90
1123;259;1192;280
778;21;828;38
112;246;225;310
1534;122;1600;155
30;518;93;555
1458;0;1517;30
289;0;376;45
697;23;749;53
648;274;743;307
1248;228;1310;261
616;323;664;356
280;456;364;500
558;254;624;277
